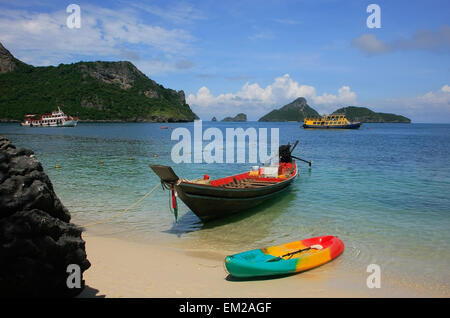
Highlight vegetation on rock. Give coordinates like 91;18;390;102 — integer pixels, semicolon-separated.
0;43;198;122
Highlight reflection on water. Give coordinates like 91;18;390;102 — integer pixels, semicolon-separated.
165;189;296;241
1;122;449;292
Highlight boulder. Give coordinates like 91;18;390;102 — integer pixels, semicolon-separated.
0;136;90;297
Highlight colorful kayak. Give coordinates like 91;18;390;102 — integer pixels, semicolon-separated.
225;235;344;278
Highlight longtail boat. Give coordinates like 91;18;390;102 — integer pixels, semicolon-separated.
150;142;305;222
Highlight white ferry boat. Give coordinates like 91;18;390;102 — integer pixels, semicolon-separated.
20;107;78;127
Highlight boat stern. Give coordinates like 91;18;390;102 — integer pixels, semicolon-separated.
150;165;180;185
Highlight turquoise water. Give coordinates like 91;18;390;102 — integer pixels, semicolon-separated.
1;122;449;293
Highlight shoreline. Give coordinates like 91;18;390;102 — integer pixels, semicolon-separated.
1;120;417;124
78;231;448;298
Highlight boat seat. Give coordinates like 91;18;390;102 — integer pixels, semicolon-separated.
186;178;211;185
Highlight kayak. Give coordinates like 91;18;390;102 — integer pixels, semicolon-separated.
224;235;344;278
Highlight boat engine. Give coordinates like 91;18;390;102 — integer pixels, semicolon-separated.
279;140;298;163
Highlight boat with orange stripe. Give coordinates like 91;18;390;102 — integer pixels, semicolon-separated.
224;235;344;278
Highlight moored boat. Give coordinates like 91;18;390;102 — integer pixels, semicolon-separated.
20;107;78;127
150;143;303;222
303;114;361;129
225;235;344;278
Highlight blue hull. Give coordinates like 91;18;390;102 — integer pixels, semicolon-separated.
303;122;361;129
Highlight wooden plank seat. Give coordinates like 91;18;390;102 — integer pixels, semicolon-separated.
219;177;281;189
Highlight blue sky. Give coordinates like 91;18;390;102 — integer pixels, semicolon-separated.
0;0;449;122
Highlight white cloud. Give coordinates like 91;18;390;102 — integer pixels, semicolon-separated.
0;5;195;74
187;74;357;119
128;2;205;25
415;85;450;106
370;84;450;122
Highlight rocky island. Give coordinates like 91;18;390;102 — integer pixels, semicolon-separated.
332;106;411;123
258;97;411;123
0;42;198;122
258;97;320;122
221;113;247;122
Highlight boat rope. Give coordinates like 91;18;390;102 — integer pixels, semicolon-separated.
159;178;181;223
80;183;160;228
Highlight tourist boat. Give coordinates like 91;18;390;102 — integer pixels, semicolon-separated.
20;107;78;127
150;143;301;222
303;114;361;129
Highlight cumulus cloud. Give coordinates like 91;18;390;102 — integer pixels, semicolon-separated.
187;74;357;119
372;84;450;122
415;85;450;106
352;26;450;56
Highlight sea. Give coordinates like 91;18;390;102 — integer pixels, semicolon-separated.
1;122;449;295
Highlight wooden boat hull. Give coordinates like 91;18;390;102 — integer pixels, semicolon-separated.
225;235;344;278
150;163;298;222
175;176;296;222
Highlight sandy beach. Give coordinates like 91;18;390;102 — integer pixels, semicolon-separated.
78;232;447;298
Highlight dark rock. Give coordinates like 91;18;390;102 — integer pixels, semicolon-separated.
0;136;90;297
0;43;18;74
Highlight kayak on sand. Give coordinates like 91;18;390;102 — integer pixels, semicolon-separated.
224;235;344;278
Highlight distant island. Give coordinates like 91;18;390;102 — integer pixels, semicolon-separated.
258;98;410;123
211;116;217;121
332;106;411;123
0;42;198;122
221;113;247;122
258;97;319;122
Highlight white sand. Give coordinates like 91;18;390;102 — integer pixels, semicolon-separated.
78;232;446;298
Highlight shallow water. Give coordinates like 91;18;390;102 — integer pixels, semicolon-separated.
1;122;449;294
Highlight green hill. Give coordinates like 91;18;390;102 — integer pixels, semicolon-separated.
332;106;411;123
221;113;247;122
258;97;320;122
0;43;198;122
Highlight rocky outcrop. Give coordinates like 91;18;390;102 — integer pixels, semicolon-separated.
0;136;90;297
78;61;145;90
211;116;217;122
0;43;23;74
222;113;247;122
258;97;320;122
0;42;198;122
332;106;411;123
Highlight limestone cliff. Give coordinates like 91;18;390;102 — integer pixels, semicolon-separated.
0;42;198;122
